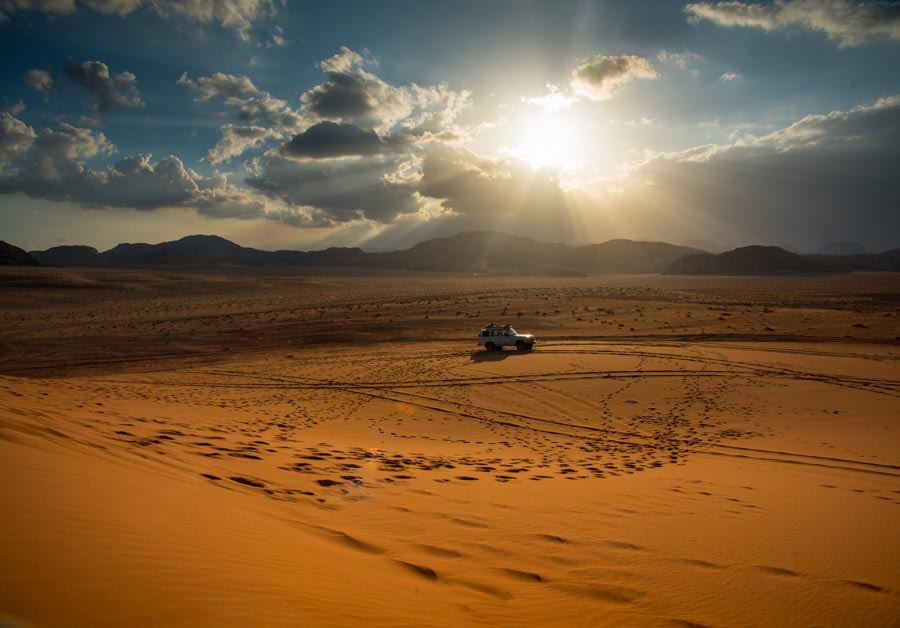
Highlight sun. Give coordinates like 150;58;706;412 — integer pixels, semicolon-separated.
511;110;580;171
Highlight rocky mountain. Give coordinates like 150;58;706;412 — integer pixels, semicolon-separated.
0;241;41;266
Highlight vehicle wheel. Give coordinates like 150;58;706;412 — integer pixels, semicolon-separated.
485;342;496;351
516;341;526;351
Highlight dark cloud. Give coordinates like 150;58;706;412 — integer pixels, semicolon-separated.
181;49;468;168
2;1;275;40
685;0;900;48
299;47;413;132
617;95;900;249
420;144;566;216
280;121;389;159
246;152;421;223
62;59;145;114
570;54;658;101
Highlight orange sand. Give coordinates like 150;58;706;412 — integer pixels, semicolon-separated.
1;269;898;626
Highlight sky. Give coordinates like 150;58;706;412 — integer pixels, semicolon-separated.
1;0;898;253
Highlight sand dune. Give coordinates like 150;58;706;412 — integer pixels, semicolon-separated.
1;268;898;626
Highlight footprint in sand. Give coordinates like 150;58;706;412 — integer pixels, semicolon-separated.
395;560;438;581
229;476;265;488
754;565;799;577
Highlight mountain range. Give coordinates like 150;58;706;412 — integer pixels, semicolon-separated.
4;232;897;274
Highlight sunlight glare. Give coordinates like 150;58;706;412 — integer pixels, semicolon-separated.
512;110;581;171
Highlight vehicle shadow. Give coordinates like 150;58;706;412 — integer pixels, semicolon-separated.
469;349;534;362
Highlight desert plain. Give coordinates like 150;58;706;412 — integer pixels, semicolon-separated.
0;267;898;627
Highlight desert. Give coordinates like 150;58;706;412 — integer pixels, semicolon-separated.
3;2;899;624
1;266;898;627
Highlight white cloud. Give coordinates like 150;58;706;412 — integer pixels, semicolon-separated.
207;124;280;164
177;71;263;101
523;84;577;112
24;69;54;93
686;0;900;48
718;71;742;81
570;54;658;101
0;112;37;168
656;49;706;70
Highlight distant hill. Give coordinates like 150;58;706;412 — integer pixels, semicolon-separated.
0;241;41;266
19;232;900;275
808;249;900;272
569;239;702;273
681;239;720;253
360;232;571;271
24;231;701;273
30;245;106;266
102;235;364;267
815;241;867;256
361;231;702;273
664;245;828;275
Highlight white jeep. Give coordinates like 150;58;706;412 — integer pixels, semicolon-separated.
477;324;536;351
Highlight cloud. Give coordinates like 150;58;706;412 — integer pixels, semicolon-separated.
299;47;413;133
1;0;275;40
280;121;392;160
179;71;307;161
183;48;469;169
24;68;54;93
523;84;576;112
0;0;75;21
246;151;422;224
6;101;26;116
207;124;280;164
419;143;566;216
570;54;658;101
178;71;306;130
656;49;706;70
0;114;267;218
150;0;275;41
81;0;143;15
396;82;472;140
0;112;37;168
618;94;900;247
685;0;900;48
177;71;264;101
267;24;285;47
62;59;145;114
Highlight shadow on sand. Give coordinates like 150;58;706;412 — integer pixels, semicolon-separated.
469;349;534;362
